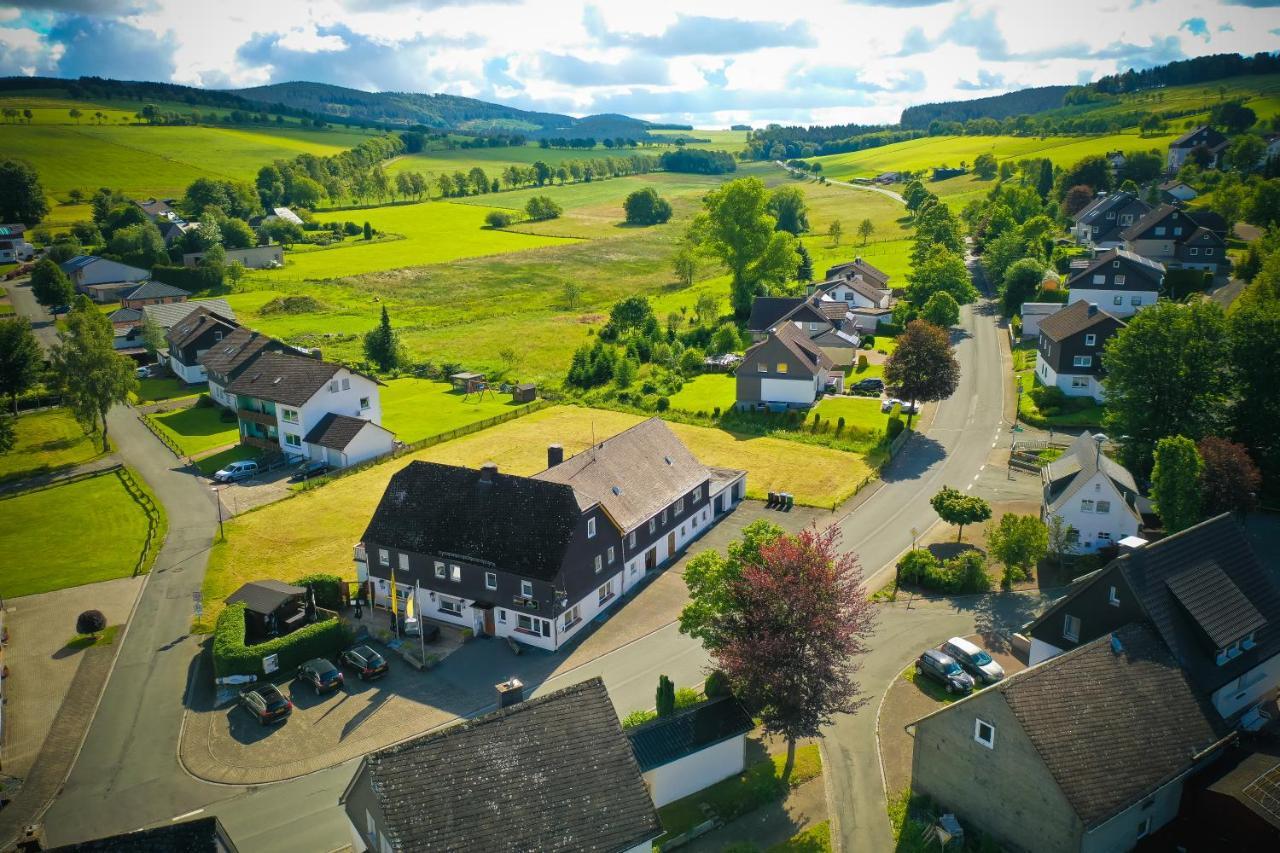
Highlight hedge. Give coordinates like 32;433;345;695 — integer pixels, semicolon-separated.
212;602;350;678
293;573;344;609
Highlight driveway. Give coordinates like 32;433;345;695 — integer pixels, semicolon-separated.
1;277;57;351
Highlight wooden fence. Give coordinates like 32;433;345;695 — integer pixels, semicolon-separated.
116;466;163;577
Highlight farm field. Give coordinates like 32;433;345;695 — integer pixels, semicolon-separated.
198;404;875;628
379;378;537;444
648;129;750;150
0;408;103;484
1038;74;1280;126
0;469;159;597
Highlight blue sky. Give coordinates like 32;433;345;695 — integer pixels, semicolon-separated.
1;0;1278;126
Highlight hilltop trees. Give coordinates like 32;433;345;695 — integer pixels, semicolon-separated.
0;159;49;225
0;319;41;415
623;188;673;225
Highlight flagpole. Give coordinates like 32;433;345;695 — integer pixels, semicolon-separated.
416;579;426;666
390;561;399;641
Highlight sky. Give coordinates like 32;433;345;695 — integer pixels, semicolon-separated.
1;0;1279;127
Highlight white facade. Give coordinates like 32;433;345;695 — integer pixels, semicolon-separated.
0;240;34;263
171;356;207;384
261;368;383;460
1046;470;1141;554
1211;655;1280;720
1028;637;1065;666
643;734;747;807
760;375;821;405
1067;288;1155;318
1034;352;1106;402
208;378;232;406
324;422;395;468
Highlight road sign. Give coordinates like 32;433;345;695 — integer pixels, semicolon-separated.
192;591;203;603
262;653;279;675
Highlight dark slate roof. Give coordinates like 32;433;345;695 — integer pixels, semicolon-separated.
225;350;341;407
142;298;235;329
124;280;190;301
1120;203;1191;241
363;460;582;580
1167;563;1267;649
350;677;662;852
225;579;306;614
1064;248;1165;291
1171;125;1229;151
741;322;833;377
827;257;889;285
46;816;235;853
1116;514;1280;692
1037;299;1124;343
108;307;142;324
997;623;1226;828
1074;191;1140;225
534;418;712;533
198;327;287;382
748;296;804;332
1190;209;1229;236
165;305;238;352
627;697;753;772
304;413;387;450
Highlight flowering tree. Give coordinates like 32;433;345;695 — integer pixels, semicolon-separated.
711;525;877;782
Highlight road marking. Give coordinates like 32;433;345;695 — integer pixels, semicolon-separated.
979;465;986;472
973;473;981;481
965;484;974;491
172;809;204;822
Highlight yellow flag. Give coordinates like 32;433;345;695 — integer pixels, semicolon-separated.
405;586;415;620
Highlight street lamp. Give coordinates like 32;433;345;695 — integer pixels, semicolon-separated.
211;485;224;541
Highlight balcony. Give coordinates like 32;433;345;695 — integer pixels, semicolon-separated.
242;434;277;451
237;406;277;427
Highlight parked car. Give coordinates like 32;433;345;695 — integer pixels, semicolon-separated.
340;645;389;681
239;683;292;725
400;616;440;642
881;398;921;414
49;304;70;316
290;460;329;483
212;460;259;483
296;658;344;694
942;637;1005;684
881;397;901;413
915;649;975;695
852;378;884;393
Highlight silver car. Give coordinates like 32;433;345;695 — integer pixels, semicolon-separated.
942;636;1005;684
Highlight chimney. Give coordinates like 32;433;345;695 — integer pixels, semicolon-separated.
547;443;564;468
479;462;498;483
1093;433;1106;465
306;347;322;360
495;677;525;708
1118;535;1148;554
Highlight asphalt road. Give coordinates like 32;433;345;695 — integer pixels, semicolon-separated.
3;276;59;351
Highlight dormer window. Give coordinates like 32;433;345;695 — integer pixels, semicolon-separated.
1217;632;1257;665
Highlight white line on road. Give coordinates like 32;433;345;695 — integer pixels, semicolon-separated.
966;483;974;491
979;465;986;472
172;809;204;822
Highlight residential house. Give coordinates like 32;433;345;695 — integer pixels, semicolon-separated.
1167;125;1230;171
184;245;283;270
826;256;891;291
1159;180;1198;204
0;223;34;263
59;255;150;303
1018;302;1063;340
355;418;744;650
736;323;840;409
159;219;198;246
770;296;863;365
226;350;389;465
1063;248;1164;317
1122;204;1230;276
1034;300;1126;402
1105;150;1126;173
44;815;239;852
133;198;180;222
119;280;190;310
107;306;145;354
141;297;235;332
910;623;1229;853
1070;192;1152;249
1025;513;1280;726
340;678;662;853
164;306;239;385
815;273;895;331
627;697;754;807
199;327;298;407
1041;431;1144;555
747;296;804;341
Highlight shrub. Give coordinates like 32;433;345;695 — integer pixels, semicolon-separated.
1029;384;1066;410
946;550;992;594
836;416;846;436
484;210;514;228
622;709;658;729
212;603;350;678
76;609;107;635
862;335;876;349
896;549;939;585
293;573;344;609
705;669;731;699
656;674;676;717
887;415;905;441
655;396;670;412
857;354;869;371
674;687;701;709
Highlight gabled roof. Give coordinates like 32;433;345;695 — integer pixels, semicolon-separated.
741;322;833;377
993;624;1226;828
534;417;713;534
108;307;142;324
303;413;391;451
748;297;804;332
363;460;583;580
1181;225;1226;249
826;257;889;286
165;306;239;352
1065;248;1165;291
1043;431;1140;521
1037;300;1124;343
1121;203;1200;242
45;815;236;853
1166;563;1267;650
124;280;190;301
1074;191;1147;226
59;255;102;272
347;678;661;853
225;579;305;614
134;198;178;219
198;327;287;381
225;351;343;407
142;298;235;329
1170;125;1229;151
627;697;753;772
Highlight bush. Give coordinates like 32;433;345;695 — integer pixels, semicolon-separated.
293;573;344;609
705;669;731;699
1029;383;1066;410
622;709;658;729
862;335;876;349
76;609;107;635
896;549;938;585
946;551;992;594
484;210;514;228
655;396;670;411
674;687;702;709
212;603;350;678
857;354;869;371
887;415;905;441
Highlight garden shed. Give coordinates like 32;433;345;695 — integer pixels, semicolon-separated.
512;383;537;403
626;697;754;806
225;580;307;641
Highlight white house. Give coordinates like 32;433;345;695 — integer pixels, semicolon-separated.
183;244;283;270
736;322;840;409
627;697;754;807
1064;248;1164;318
60;255;150;302
1019;302;1062;340
163;306;239;385
225;350;391;465
0;224;34;263
1041;431;1143;554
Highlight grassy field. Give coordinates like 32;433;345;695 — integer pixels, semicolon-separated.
648;129;750;150
380;378;536;443
150;404;239;456
1038;74;1280;127
0;408;103;484
813;396;893;435
198;405;875;629
0;469;159;598
667;373;737;414
134;377;200;404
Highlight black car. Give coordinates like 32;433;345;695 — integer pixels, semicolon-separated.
290;460;329;483
915;649;975;695
340;645;389;681
239;683;292;725
296;657;345;694
852;378;884;393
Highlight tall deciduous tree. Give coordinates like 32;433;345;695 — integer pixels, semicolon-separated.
0;318;41;414
1197;436;1261;517
906;246;977;308
50;299;137;452
827;219;843;247
710;525;876;782
363;305;400;371
679;519;785;652
883;319;960;428
1228;300;1280;492
0;159;49;225
987;513;1049;588
1151;435;1203;533
688;177;799;318
921;290;960;328
767;186;809;236
930;486;992;541
30;258;75;308
1001;258;1045;317
857;218;875;245
1103;301;1229;479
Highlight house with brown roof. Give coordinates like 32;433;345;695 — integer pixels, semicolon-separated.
1121;205;1228;275
198;327;300;407
163;306;239;385
226;350;391;467
1070;191;1152;249
1167;125;1229;171
1034;300;1126;402
736;323;840;410
119;280;190;310
826;256;890;290
354;418;744;651
909;623;1230;853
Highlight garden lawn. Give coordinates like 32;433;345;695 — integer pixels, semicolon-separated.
198;405;875;630
667;373;736;415
813;396;891;437
135;377;200;404
150;404;239;456
1015;360;1105;429
0;470;156;597
379;378;535;444
0;408;103;483
769;822;833;853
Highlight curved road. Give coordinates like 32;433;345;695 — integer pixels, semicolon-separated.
38;192;1017;852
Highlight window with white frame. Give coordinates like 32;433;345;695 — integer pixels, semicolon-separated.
1113;295;1123;305
1097;531;1111;542
439;596;462;616
435;561;445;579
1081;499;1095;512
1206;248;1214;256
281;408;299;424
974;718;995;749
563;605;580;629
1130;295;1142;305
1115;275;1125;286
1085;334;1096;346
594;554;603;574
607;546;615;564
1093;274;1105;285
693;486;701;500
284;432;301;448
629;531;637;547
587;517;596;538
1073;355;1092;368
485;571;497;590
341;377;350;390
398;553;409;571
450;564;461;583
378;549;389;566
676;497;684;513
1189;247;1199;256
598;582;612;604
649;519;656;534
1109;586;1120;606
661;508;668;525
521;579;533;597
498;609;506;623
1063;614;1081;642
359;397;370;410
1136;817;1151;839
1071;376;1090;388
